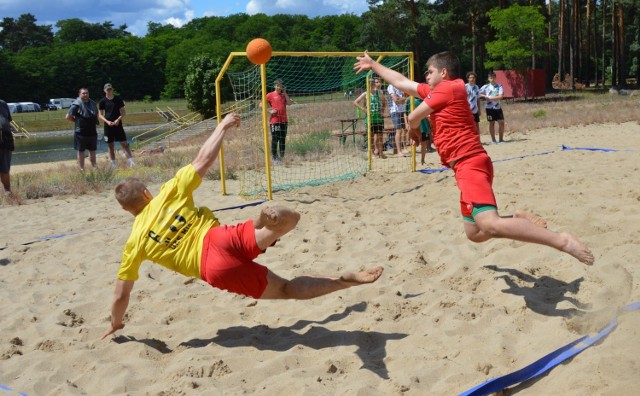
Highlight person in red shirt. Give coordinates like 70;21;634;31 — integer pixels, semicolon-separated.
264;79;294;162
354;51;594;266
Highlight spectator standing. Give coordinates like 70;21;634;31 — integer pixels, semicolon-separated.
264;79;293;162
387;83;408;156
0;99;15;194
479;72;505;144
66;88;99;171
465;72;481;134
98;83;135;168
353;77;387;159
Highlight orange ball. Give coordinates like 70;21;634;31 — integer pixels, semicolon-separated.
246;38;272;65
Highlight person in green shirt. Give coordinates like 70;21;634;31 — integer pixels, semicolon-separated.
353;77;387;158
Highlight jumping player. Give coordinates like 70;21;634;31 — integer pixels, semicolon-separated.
101;113;384;340
354;51;594;266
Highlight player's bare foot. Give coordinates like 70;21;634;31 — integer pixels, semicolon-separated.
560;232;594;265
514;209;548;228
339;266;384;285
254;206;300;231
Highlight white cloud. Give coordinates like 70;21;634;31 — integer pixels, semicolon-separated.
246;0;368;17
0;0;370;36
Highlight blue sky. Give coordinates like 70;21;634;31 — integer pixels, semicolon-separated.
0;0;372;36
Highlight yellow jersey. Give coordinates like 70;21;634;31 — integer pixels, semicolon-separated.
117;164;220;280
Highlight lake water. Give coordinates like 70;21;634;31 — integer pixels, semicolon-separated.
12;126;170;166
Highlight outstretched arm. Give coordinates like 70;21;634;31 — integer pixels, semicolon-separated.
353;92;367;113
407;101;434;146
101;279;135;340
192;112;241;178
354;51;420;97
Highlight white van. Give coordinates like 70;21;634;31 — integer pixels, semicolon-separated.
49;98;75;109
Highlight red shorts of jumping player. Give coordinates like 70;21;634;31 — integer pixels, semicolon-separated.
452;153;497;223
200;220;269;298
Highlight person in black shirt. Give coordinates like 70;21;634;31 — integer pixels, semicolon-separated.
98;83;134;168
0;99;16;194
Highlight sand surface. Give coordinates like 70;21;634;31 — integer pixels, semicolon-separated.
1;122;639;395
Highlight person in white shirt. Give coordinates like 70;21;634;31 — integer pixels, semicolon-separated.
479;72;505;144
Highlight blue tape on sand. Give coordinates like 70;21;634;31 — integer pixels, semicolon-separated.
561;144;619;152
491;150;554;163
561;144;640;153
213;199;267;212
0;384;28;396
459;301;640;396
418;151;555;174
418;167;449;174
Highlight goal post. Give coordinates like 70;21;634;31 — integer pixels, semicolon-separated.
215;51;414;200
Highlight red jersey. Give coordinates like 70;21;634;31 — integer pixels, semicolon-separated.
418;79;485;166
266;91;288;124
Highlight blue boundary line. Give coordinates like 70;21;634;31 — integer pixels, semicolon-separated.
561;144;640;153
418;144;637;175
459;301;640;396
0;384;28;396
418;150;555;174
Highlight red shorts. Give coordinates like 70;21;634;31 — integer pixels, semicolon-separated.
200;220;269;298
452;153;497;219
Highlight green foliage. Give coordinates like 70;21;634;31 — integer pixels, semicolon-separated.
82;166;117;186
485;4;550;71
1;2;639;103
532;109;546;118
184;55;221;118
287;130;333;157
55;19;130;44
0;13;53;53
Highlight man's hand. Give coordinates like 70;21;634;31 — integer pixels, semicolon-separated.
220;112;241;128
101;322;125;340
354;51;374;74
409;127;422;147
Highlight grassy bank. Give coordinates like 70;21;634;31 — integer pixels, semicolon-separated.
11;99;194;133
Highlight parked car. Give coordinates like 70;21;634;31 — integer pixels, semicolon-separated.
41;103;58;111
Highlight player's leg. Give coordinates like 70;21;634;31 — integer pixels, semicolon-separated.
254;206;300;250
270;124;279;160
498;119;505;142
107;142;116;161
488;120;496;143
0;172;10;192
77;150;85;171
120;140;133;159
468;210;594;265
259;266;384;300
117;131;135;167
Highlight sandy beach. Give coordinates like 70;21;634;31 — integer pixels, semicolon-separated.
1;122;639;395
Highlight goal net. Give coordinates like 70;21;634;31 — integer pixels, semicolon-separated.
216;52;414;199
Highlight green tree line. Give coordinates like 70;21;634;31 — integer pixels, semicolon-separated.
1;0;638;105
